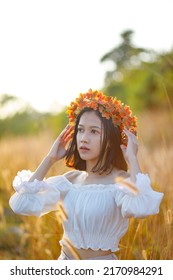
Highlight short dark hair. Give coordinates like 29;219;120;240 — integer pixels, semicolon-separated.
65;107;127;173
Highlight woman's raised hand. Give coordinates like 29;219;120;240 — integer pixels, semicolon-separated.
47;125;74;162
28;125;74;182
120;128;139;165
120;128;141;182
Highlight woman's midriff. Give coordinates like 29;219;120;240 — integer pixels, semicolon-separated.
62;244;112;260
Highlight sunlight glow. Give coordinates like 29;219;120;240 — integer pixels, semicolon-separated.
0;0;173;113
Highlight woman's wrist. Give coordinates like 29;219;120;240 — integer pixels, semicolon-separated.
28;156;56;182
44;155;57;166
128;154;139;166
128;155;141;183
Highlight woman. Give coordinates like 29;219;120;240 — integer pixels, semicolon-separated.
9;89;164;260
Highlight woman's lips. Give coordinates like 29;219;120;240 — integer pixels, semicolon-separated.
79;146;90;152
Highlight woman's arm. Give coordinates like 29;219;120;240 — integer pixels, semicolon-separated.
120;128;141;183
118;129;164;218
28;124;73;182
127;155;141;183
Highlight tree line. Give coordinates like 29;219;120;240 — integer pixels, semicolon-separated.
0;29;173;137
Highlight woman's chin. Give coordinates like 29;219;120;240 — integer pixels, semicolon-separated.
79;154;89;160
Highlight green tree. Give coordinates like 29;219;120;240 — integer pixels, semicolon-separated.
0;94;68;138
100;30;173;111
0;94;17;106
100;30;148;84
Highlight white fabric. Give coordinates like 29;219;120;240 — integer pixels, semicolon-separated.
58;251;118;260
9;170;164;252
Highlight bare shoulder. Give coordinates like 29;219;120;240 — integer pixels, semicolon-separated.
111;169;130;181
63;170;83;183
117;170;130;179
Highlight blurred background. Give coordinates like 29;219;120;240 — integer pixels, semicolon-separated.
0;0;173;259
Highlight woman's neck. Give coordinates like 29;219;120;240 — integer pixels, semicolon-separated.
85;161;97;174
82;168;123;185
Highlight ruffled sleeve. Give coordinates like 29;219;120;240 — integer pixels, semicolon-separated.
113;173;164;218
9;170;71;217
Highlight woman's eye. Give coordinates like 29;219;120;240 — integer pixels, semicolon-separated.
91;129;99;134
78;128;84;133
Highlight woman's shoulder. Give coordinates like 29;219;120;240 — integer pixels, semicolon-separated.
111;169;130;182
63;169;84;183
63;169;130;186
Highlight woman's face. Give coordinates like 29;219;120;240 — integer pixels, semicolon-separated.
76;111;103;166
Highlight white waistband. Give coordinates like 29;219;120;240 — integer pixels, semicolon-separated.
58;251;118;260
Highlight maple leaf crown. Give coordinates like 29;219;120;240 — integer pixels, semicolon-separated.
66;89;137;145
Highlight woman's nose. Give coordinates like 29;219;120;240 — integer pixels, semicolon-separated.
81;138;88;143
81;133;89;143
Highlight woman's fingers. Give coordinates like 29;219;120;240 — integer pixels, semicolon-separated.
123;128;138;156
123;128;138;144
59;124;71;138
61;125;74;142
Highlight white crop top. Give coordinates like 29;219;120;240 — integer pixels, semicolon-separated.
9;170;164;253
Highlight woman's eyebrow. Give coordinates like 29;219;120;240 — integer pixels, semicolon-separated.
78;124;101;130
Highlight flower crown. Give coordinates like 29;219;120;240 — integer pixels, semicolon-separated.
66;89;137;145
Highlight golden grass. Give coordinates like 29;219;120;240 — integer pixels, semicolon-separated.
0;110;172;259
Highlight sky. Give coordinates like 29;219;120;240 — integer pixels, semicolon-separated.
0;0;173;113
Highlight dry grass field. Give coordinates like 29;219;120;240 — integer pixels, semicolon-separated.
0;110;173;260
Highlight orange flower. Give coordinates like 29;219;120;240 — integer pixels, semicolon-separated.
102;111;111;119
66;89;137;145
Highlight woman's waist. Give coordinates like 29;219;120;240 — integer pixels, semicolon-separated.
60;231;120;252
61;244;113;260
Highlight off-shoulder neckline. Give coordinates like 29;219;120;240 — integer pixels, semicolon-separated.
62;173;123;187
